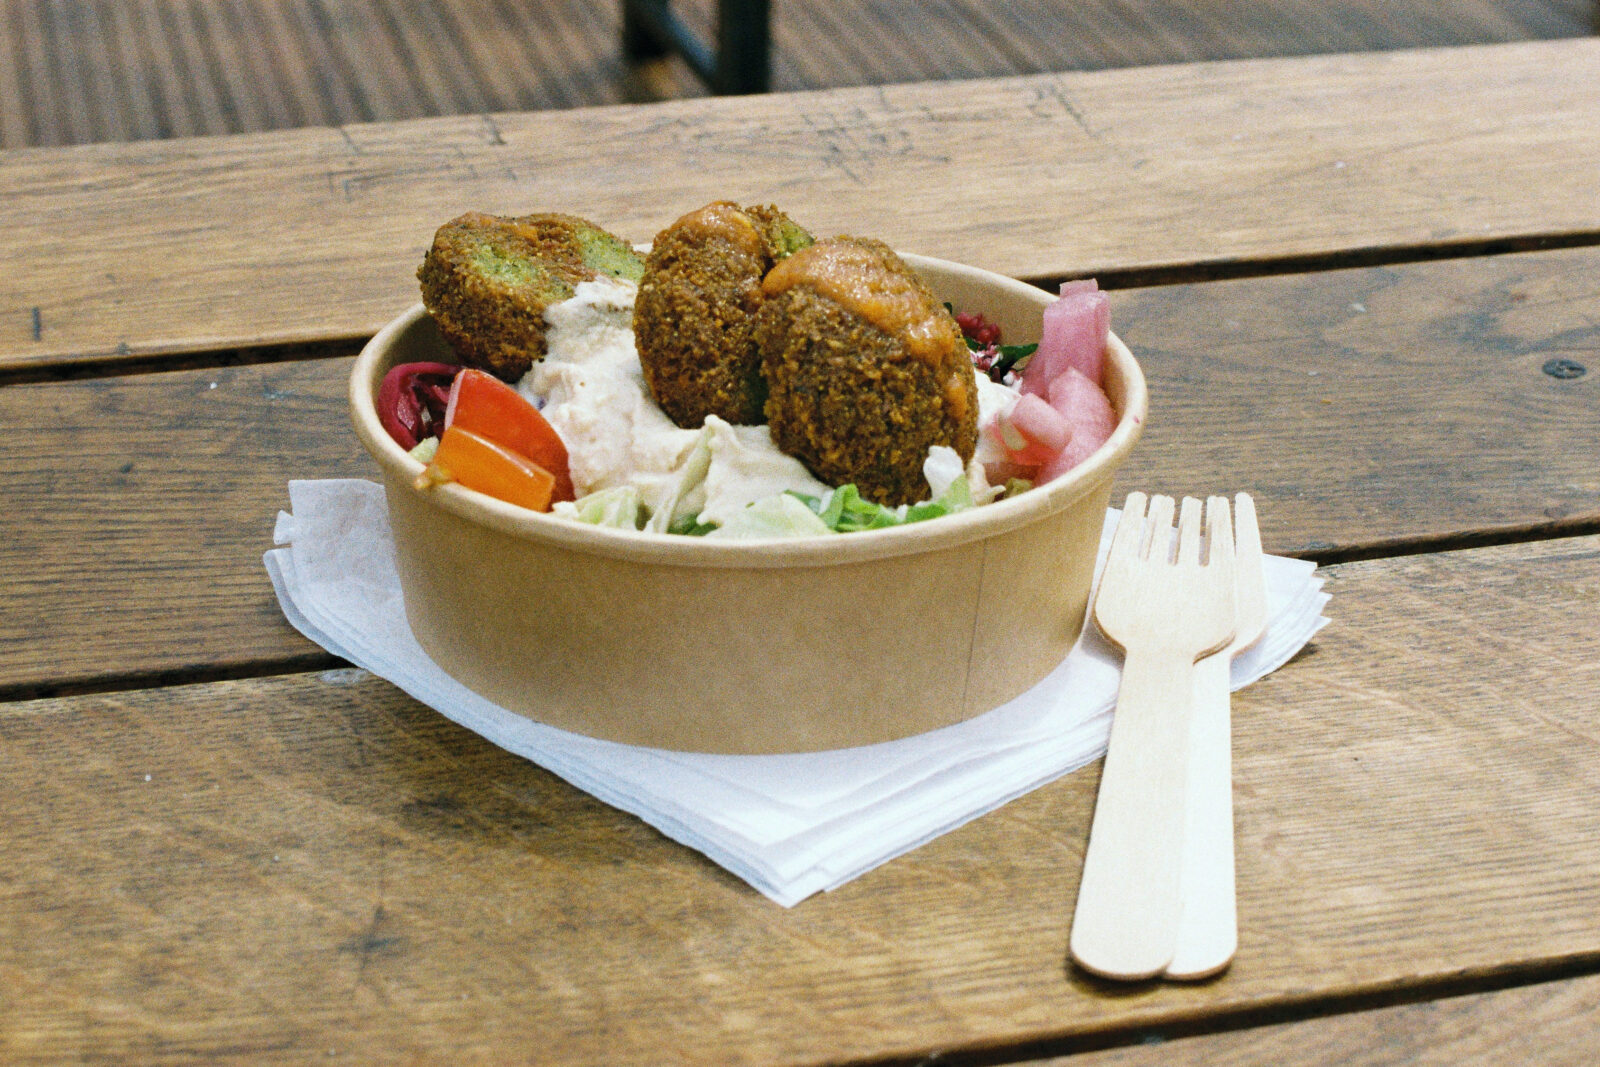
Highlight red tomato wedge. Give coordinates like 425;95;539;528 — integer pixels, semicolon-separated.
420;426;557;513
444;369;575;502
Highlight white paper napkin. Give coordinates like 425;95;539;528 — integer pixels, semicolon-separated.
264;479;1329;906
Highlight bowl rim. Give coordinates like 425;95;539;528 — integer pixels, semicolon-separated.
349;252;1147;569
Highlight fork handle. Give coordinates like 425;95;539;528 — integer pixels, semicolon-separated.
1167;650;1238;980
1070;645;1197;981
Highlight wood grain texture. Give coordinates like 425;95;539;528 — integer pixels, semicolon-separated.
1;39;1599;372
1061;972;1600;1065
1111;243;1600;557
0;356;369;695
4;244;1596;695
2;534;1598;1064
4;0;1591;149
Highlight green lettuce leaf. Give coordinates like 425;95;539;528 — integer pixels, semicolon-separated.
567;485;645;529
788;474;978;534
703;493;834;539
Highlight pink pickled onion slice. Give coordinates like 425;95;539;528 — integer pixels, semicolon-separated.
983;416;1050;469
1022;285;1108;394
1039;368;1118;481
1007;393;1073;451
982;455;1038;485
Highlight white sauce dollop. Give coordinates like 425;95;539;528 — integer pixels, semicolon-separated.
520;277;829;526
971;372;1021;476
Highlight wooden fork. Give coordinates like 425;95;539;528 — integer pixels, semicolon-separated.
1070;493;1236;981
1167;494;1268;981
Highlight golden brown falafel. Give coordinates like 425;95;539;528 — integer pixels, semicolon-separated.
633;202;812;427
418;211;644;382
755;237;978;507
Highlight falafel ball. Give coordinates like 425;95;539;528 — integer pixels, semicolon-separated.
633;201;813;427
755;236;978;507
418;211;645;382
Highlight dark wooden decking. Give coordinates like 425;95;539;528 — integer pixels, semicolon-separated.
0;0;1593;148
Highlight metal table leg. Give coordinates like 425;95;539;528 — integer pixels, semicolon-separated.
621;0;771;95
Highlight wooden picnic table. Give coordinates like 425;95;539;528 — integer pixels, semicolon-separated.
2;36;1598;1064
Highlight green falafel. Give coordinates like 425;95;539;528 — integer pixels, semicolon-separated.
633;201;813;427
418;211;644;382
756;237;978;507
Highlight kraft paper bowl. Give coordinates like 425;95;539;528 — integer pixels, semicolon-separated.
350;254;1146;754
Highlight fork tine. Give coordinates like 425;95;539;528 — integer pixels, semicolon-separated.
1176;497;1205;565
1231;493;1268;646
1107;492;1149;565
1207;495;1235;572
1234;494;1262;570
1144;494;1176;560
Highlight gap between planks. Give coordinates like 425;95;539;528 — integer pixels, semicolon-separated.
7;233;1600;388
892;955;1600;1065
5;520;1597;707
1056;971;1600;1066
0;656;346;706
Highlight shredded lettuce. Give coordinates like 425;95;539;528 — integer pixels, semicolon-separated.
908;471;974;521
788;473;977;533
703;493;833;539
1003;477;1034;498
666;512;718;536
816;484;903;532
561;484;645;529
645;426;714;534
563;463;985;538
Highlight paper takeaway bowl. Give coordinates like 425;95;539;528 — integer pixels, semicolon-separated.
349;254;1146;754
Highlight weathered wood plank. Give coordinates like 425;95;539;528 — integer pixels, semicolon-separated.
1;39;1598;372
3;244;1595;695
1113;244;1600;559
2;535;1598;1063
0;355;370;695
1062;972;1600;1065
7;0;1591;150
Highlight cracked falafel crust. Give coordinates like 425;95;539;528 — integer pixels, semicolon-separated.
418;211;644;382
756;237;979;507
633;201;813;428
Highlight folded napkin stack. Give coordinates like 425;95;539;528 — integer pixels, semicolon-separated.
265;479;1329;906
